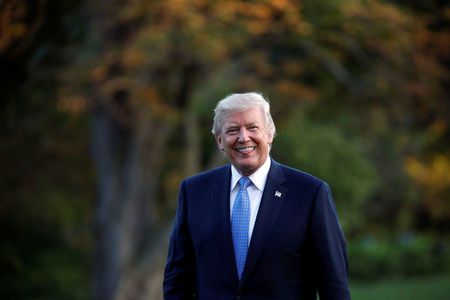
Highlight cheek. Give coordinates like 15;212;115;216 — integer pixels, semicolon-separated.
224;136;237;147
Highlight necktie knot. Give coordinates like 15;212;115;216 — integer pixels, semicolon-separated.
238;177;251;189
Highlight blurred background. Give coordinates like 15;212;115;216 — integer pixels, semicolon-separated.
1;0;449;299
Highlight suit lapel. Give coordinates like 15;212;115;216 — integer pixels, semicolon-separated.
240;160;287;285
214;166;239;284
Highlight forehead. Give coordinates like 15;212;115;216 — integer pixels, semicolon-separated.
222;107;265;125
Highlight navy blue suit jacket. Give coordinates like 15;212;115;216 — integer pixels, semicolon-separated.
163;160;350;299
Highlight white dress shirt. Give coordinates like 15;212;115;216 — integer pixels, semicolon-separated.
230;156;271;245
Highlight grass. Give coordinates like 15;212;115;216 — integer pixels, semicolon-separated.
351;274;450;300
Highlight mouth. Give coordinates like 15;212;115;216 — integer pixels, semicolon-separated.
235;146;256;155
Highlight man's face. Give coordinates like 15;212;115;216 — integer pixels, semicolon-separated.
216;107;273;176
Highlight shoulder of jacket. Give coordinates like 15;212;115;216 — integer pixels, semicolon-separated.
276;161;326;188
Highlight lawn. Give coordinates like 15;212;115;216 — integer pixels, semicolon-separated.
351;274;450;300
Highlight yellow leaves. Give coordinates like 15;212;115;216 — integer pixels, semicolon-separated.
271;0;292;10
406;155;450;190
122;48;147;70
104;0;311;71
405;155;450;219
0;0;46;55
91;66;108;82
344;0;409;25
0;0;28;51
234;2;273;20
57;95;87;113
343;0;414;60
158;0;207;30
431;120;447;136
235;0;308;35
0;21;27;51
179;0;310;36
137;87;179;122
275;80;319;102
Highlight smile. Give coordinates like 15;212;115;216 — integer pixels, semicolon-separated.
235;146;256;155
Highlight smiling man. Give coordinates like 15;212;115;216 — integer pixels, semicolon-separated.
163;92;351;300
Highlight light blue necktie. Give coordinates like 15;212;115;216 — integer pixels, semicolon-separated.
232;177;251;279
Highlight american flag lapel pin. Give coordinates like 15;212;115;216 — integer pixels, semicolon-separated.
275;191;282;198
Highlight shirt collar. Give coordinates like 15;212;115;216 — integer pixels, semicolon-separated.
230;156;271;192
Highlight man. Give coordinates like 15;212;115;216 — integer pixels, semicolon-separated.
163;92;350;299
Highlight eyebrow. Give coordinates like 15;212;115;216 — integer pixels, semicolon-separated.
226;121;259;126
225;121;260;129
225;124;239;129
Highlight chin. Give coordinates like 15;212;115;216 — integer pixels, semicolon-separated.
236;159;255;168
237;163;258;174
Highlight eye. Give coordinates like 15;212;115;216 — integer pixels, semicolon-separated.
226;128;238;134
249;125;259;131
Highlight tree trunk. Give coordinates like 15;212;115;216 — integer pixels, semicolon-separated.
91;103;175;300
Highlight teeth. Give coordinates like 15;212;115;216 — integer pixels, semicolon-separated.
237;146;255;153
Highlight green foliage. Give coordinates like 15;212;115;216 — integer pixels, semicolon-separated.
1;0;449;297
1;246;90;300
0;109;94;299
0;65;94;299
348;235;450;280
351;274;450;300
272;108;378;232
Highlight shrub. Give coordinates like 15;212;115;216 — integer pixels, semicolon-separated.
348;234;450;281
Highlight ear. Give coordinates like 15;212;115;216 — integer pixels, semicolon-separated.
267;132;274;145
215;135;224;151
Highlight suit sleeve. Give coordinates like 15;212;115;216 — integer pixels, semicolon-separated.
308;182;351;300
163;180;197;299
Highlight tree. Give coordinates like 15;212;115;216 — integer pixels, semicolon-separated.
60;1;311;298
2;0;448;298
60;0;449;296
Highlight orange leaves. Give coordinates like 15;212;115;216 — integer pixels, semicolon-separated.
138;87;178;122
150;0;308;37
0;0;28;52
57;95;87;113
217;0;308;35
0;0;45;56
122;48;147;70
91;66;108;83
406;155;450;191
343;0;414;57
275;80;319;102
405;155;450;219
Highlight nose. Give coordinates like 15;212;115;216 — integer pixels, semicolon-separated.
238;128;250;143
